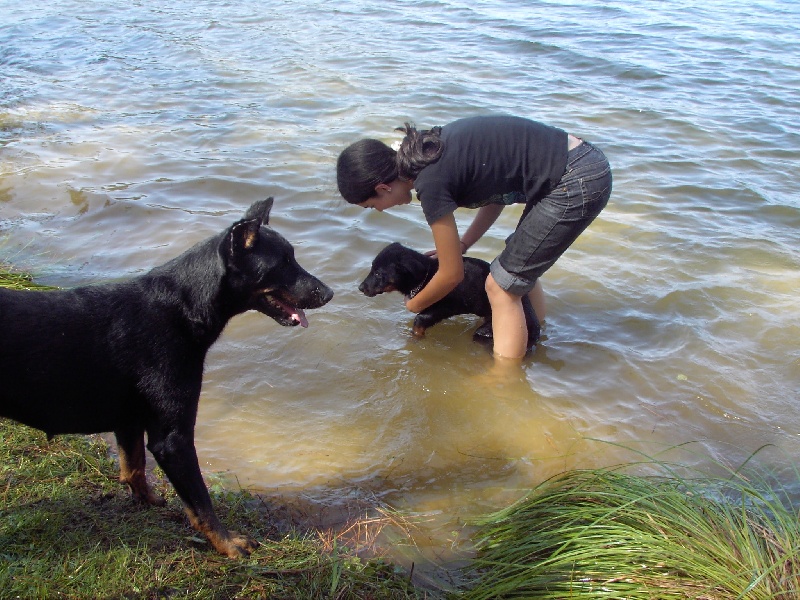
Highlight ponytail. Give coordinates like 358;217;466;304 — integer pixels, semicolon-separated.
395;122;444;179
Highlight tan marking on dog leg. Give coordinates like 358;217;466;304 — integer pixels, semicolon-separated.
184;506;258;558
118;437;166;507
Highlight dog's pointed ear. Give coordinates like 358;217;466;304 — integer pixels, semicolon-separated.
243;197;274;226
227;197;274;254
229;218;261;253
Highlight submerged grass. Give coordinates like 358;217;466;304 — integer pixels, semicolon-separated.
463;451;800;599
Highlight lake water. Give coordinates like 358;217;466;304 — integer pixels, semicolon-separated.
2;0;799;585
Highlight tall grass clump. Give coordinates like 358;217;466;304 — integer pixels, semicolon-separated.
464;455;800;599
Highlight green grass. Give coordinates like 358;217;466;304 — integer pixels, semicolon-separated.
463;453;800;599
0;419;423;599
0;267;57;290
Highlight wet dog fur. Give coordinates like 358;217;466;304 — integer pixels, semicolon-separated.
0;198;333;558
359;242;539;349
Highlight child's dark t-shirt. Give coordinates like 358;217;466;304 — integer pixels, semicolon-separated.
414;116;569;225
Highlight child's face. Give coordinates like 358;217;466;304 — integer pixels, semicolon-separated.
358;179;413;212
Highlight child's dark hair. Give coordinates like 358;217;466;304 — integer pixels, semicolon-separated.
395;123;444;180
337;123;444;204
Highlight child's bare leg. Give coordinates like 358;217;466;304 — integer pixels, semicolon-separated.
486;274;527;359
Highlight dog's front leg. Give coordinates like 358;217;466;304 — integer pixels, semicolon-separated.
147;428;258;558
413;305;457;337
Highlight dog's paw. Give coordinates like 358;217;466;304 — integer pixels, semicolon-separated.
143;492;168;507
217;531;259;558
125;477;167;507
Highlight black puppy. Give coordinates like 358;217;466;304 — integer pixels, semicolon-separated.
359;242;539;348
0;198;333;558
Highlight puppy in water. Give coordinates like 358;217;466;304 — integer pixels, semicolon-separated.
359;242;539;348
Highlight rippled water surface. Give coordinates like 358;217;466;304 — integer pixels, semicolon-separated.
2;0;799;581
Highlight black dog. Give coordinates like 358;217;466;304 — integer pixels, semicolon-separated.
359;242;539;348
0;198;333;558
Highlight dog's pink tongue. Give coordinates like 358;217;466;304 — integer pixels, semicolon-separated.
293;309;309;328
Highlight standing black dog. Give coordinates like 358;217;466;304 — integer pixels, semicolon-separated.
0;198;333;558
359;242;539;349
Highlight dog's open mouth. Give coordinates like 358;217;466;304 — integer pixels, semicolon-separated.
259;292;308;327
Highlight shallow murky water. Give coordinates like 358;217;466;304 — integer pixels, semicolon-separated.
2;0;799;582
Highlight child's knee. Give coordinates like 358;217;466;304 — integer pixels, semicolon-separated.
485;274;519;306
484;273;501;297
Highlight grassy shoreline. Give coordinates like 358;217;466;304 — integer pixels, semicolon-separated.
4;416;799;599
0;419;425;599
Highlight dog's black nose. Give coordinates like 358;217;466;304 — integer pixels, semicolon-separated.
358;281;377;297
318;285;334;305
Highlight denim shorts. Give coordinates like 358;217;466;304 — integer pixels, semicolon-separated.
490;140;612;296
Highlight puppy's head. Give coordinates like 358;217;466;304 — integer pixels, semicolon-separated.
359;242;429;297
224;198;334;327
